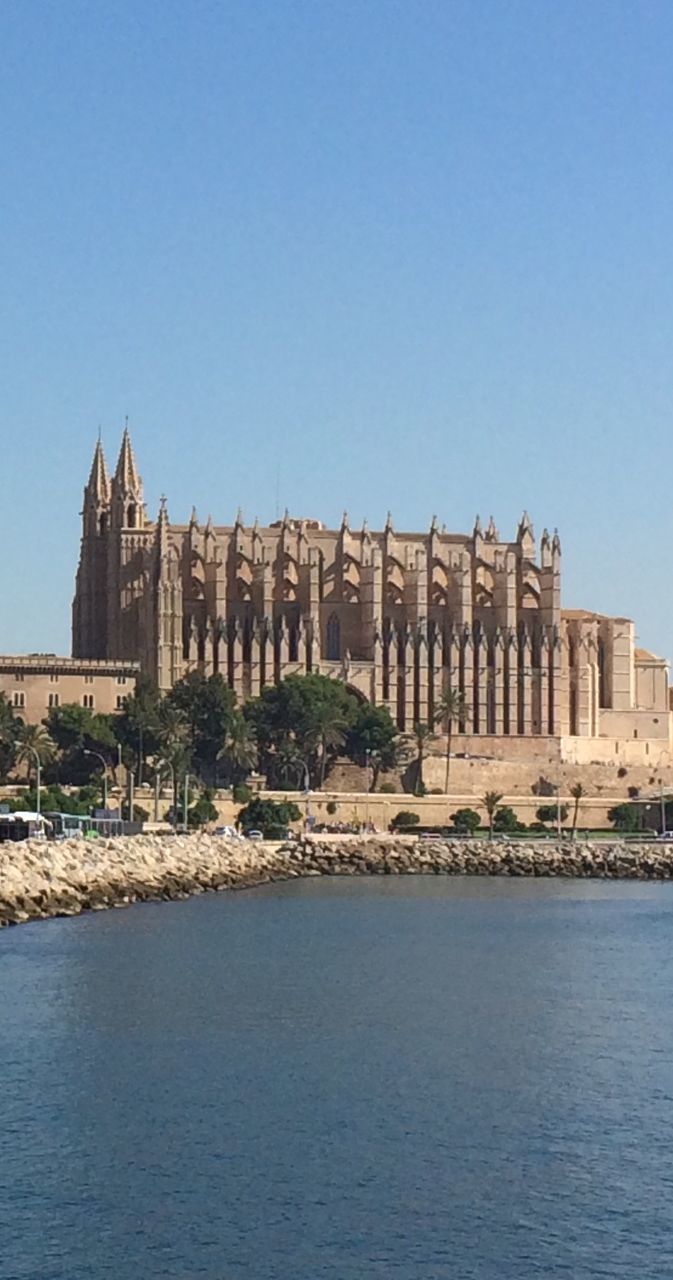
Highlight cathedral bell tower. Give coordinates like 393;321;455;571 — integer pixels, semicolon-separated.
73;436;112;657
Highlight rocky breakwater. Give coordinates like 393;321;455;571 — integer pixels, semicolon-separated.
1;835;673;928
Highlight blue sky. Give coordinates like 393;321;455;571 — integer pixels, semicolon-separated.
2;0;673;658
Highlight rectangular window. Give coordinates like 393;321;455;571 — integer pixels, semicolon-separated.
84;675;94;685
50;673;59;683
116;676;127;686
82;694;95;709
116;695;125;709
14;672;24;682
48;692;60;708
13;691;25;708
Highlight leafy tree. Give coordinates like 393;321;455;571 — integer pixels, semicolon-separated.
244;674;358;789
188;787;219;829
482;790;504;840
217;712;258;785
0;694;19;781
450;807;481;835
433;688;469;792
570;782;585;839
237;795;301;837
608;802;642;832
17;783;99;816
536;803;569;827
156;701;191;823
346;704;401;789
404;721;436;796
113;676;161;785
166;673;237;784
15;722;56;785
44;704;117;785
493;805;522;834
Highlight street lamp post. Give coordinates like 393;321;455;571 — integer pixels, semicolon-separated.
303;762;311;830
365;749;370;831
83;749;108;811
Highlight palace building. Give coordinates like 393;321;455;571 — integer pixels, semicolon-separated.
72;430;672;760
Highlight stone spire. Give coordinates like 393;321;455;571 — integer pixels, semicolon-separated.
113;423;141;494
86;437;110;503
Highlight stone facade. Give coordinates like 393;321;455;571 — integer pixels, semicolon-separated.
0;654;140;724
72;430;671;752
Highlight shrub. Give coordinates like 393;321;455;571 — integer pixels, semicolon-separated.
450;807;481;834
608;802;641;832
238;795;301;837
627;786;640;799
326;800;337;815
617;766;628;778
188;792;219;829
232;783;252;804
428;787;443;795
536;804;569;825
379;782;396;794
493;805;522;834
392;810;420;828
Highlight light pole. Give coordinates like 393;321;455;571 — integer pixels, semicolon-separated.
303;762;311;830
83;749;108;811
365;749;370;831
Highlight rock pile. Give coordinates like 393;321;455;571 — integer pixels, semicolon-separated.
1;834;672;928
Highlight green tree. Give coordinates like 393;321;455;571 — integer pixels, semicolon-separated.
433;688;469;792
15;722;56;785
404;721;436;796
237;795;302;837
44;704;117;784
493;805;522;835
166;673;237;784
156;701;191;824
450;807;481;834
570;782;585;839
345;704;401;789
188;787;219;829
244;673;358;788
113;676;161;785
391;809;420;829
536;803;569;827
217;713;258;785
482;790;504;840
608;802;642;832
0;694;19;781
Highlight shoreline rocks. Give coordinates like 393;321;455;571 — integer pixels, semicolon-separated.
1;834;673;928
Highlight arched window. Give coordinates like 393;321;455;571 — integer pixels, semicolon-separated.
326;613;341;661
99;513;108;535
127;503;136;529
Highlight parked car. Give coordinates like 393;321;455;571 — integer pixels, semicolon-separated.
246;829;264;841
214;825;242;839
655;831;673;842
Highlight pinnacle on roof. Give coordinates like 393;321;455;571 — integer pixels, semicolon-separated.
485;515;499;542
86;437;110;502
113;424;141;493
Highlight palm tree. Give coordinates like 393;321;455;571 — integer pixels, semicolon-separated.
15;722;56;786
433;689;469;792
156;703;190;823
570;782;585;839
218;714;257;784
483;790;504;840
405;721;436;795
306;704;349;788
